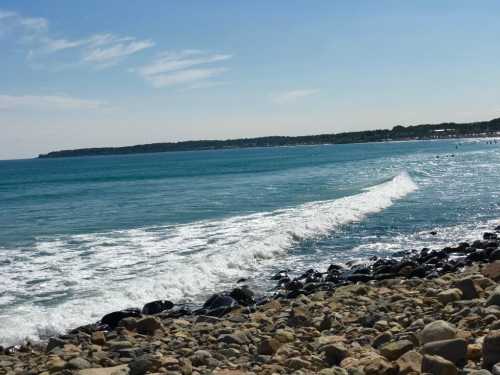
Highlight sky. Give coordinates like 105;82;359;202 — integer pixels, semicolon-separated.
1;1;500;159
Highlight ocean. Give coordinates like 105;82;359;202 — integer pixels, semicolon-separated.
1;139;499;345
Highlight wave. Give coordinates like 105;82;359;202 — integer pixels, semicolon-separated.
0;172;417;346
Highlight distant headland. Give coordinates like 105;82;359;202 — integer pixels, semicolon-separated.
38;117;500;158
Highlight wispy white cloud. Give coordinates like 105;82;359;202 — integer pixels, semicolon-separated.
137;50;231;88
146;68;227;88
270;89;319;104
0;9;153;68
0;94;104;111
82;39;154;66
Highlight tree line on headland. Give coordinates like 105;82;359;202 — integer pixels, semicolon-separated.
38;117;500;158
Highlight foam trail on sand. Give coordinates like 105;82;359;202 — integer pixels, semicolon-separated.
0;172;417;345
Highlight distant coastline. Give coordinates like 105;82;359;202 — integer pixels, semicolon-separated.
38;117;500;158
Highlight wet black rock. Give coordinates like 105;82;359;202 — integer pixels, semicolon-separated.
100;308;141;330
229;286;255;306
199;293;240;317
142;300;174;315
484;232;498;240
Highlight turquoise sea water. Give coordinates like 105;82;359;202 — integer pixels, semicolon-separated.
1;139;500;344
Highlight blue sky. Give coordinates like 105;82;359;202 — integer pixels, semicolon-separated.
1;1;500;159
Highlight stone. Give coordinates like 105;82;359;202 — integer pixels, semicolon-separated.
258;337;281;355
363;356;397;375
379;339;414;361
229;286;255;306
493;364;500;375
454;277;480;299
77;365;129;375
396;350;422;375
421;354;458;375
483;330;500;369
372;331;393;349
285;357;311;370
275;329;295;343
321;343;348;366
423;338;467;365
217;332;248;345
46;337;65;352
67;357;92;370
141;299;174;315
420;320;456;344
482;261;500;281
100;308;141;330
487;286;500;307
191;350;213;367
467;343;482;361
437;288;463;304
135;316;163;335
287;307;310;327
201;294;239;316
319;368;348;375
91;331;106;346
129;354;156;375
47;355;66;372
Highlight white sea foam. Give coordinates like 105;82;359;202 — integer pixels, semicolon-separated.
0;172;417;346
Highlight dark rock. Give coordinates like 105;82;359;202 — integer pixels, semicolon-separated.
141;300;174;315
135;316;163;335
466;249;489;262
490;250;500;261
129;354;155;375
100;308;141;330
454;278;479;300
229;286;255;306
421;354;458;375
422;338;467;365
482;330;500;370
46;337;65;352
380;340;414;361
321;343;348;366
484;232;498;240
199;293;239;317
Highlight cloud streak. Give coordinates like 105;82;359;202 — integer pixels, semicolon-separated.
270;89;319;104
0;95;104;111
0;9;153;68
137;50;231;88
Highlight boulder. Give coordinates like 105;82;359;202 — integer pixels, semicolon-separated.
321;343;348;366
141;300;174;315
258;337;281;355
67;357;91;370
483;330;500;369
100;308;141;330
421;354;458;375
487;286;500;307
396;350;422;375
135;316;163;335
437;288;463;304
229;286;255;306
379;340;414;361
423;338;467;365
420;320;456;344
482;262;500;281
200;294;239;317
454;278;480;299
217;332;249;345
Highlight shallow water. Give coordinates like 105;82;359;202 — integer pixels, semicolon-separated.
1;139;499;345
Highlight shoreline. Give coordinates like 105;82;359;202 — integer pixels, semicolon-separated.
3;227;500;373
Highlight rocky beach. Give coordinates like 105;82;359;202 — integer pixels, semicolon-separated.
4;228;500;374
